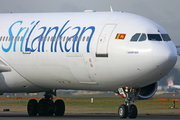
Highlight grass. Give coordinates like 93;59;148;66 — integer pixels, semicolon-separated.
0;97;180;116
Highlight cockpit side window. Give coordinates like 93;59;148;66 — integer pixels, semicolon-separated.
130;33;141;42
161;34;171;41
139;33;146;42
148;34;162;41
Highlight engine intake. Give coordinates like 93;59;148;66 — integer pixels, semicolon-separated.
138;82;158;100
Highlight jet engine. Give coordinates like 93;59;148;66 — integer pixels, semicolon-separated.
138;82;158;100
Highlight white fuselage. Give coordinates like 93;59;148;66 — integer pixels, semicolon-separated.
0;12;177;93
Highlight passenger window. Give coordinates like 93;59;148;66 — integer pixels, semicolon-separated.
10;36;12;41
66;37;69;42
59;36;62;41
130;33;141;41
10;36;14;41
139;33;146;41
47;36;50;41
43;36;46;41
86;36;90;42
17;36;20;41
78;36;81;41
20;36;23;41
56;37;59;41
148;34;162;41
3;36;5;41
72;36;75;41
86;37;88;41
161;34;171;41
57;36;60;41
63;36;66;41
70;37;73;42
42;37;44;41
69;37;71;42
51;36;54;41
53;37;57;41
82;36;85;42
6;36;8;41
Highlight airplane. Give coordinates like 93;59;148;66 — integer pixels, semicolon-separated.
0;10;178;119
167;76;180;93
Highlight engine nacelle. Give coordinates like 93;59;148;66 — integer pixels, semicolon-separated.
138;82;158;100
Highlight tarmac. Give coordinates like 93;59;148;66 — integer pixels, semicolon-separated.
0;112;180;120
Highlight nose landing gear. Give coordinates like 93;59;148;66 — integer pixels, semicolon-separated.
118;88;139;119
27;90;65;116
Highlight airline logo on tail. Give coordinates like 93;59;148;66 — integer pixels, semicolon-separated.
2;20;95;53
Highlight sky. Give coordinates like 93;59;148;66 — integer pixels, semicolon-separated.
0;0;180;85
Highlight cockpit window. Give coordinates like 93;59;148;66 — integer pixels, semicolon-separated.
148;34;162;41
139;33;146;41
130;33;141;41
161;34;171;41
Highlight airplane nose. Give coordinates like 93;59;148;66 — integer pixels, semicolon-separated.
152;43;177;71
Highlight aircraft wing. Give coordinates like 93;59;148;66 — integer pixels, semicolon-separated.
0;60;11;72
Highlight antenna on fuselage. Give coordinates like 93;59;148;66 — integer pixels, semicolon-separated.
110;6;113;12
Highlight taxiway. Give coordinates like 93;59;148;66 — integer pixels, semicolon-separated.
0;112;179;120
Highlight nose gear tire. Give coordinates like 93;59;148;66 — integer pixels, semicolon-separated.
118;104;128;118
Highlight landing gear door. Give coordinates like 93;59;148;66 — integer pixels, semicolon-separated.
96;24;116;57
118;88;126;98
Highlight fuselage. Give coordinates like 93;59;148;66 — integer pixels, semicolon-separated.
0;12;177;93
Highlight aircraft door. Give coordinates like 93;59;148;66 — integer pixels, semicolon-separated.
96;24;116;57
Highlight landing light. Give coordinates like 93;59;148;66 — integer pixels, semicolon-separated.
125;87;128;92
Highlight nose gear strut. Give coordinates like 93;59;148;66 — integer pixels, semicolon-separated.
118;87;140;118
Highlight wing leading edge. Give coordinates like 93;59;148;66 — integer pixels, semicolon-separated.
0;60;11;72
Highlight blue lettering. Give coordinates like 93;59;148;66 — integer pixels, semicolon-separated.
65;37;71;52
31;27;47;52
3;20;95;53
2;21;22;52
20;28;29;52
72;27;80;52
54;20;71;52
86;26;95;53
13;27;26;52
41;27;59;52
76;26;95;53
25;21;39;52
